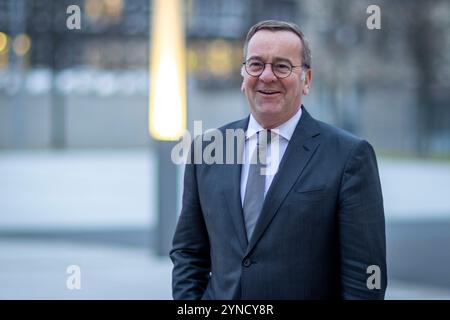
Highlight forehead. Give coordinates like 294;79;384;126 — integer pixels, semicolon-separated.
246;29;302;62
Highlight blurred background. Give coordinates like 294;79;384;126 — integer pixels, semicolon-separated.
1;0;450;299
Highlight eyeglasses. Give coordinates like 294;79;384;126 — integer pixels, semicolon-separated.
243;59;305;79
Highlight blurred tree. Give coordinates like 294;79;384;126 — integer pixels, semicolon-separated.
405;0;444;155
379;0;449;155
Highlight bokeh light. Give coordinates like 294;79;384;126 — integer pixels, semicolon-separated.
12;34;31;56
0;32;8;53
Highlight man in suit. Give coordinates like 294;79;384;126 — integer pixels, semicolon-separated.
170;20;387;299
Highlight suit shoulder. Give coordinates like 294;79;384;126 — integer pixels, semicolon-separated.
312;119;378;170
316;120;375;158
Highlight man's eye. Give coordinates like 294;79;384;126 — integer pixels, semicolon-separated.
275;63;290;71
248;62;264;68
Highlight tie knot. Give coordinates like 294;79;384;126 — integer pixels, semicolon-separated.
257;129;271;147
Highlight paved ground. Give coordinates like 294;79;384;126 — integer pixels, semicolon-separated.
387;221;450;288
0;239;172;300
0;237;449;300
0;150;159;230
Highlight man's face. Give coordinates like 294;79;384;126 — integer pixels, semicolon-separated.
241;30;311;128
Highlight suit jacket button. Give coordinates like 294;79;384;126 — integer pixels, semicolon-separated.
243;259;251;267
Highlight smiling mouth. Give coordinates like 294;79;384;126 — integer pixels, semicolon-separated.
257;90;281;95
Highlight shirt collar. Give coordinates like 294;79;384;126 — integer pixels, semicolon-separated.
246;106;302;141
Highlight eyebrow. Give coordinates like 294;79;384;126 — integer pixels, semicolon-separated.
247;55;294;64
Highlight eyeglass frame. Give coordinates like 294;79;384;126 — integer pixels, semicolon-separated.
242;58;309;79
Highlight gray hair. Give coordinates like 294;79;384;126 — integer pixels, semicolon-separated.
243;20;312;69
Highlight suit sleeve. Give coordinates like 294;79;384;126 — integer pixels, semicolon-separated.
338;140;387;299
169;141;211;300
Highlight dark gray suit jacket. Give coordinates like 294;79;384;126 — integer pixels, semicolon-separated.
170;106;387;299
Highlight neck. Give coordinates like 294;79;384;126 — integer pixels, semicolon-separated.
254;105;301;129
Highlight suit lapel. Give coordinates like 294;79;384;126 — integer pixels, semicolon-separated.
221;117;249;251
245;107;321;256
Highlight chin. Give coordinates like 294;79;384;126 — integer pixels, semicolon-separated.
255;103;283;115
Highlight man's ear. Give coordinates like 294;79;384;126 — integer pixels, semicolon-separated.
302;69;312;95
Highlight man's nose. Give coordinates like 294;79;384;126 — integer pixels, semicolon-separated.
259;64;278;82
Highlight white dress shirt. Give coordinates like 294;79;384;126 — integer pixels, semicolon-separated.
240;107;303;205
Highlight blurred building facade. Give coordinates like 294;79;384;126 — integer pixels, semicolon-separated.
1;1;450;297
0;0;449;156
